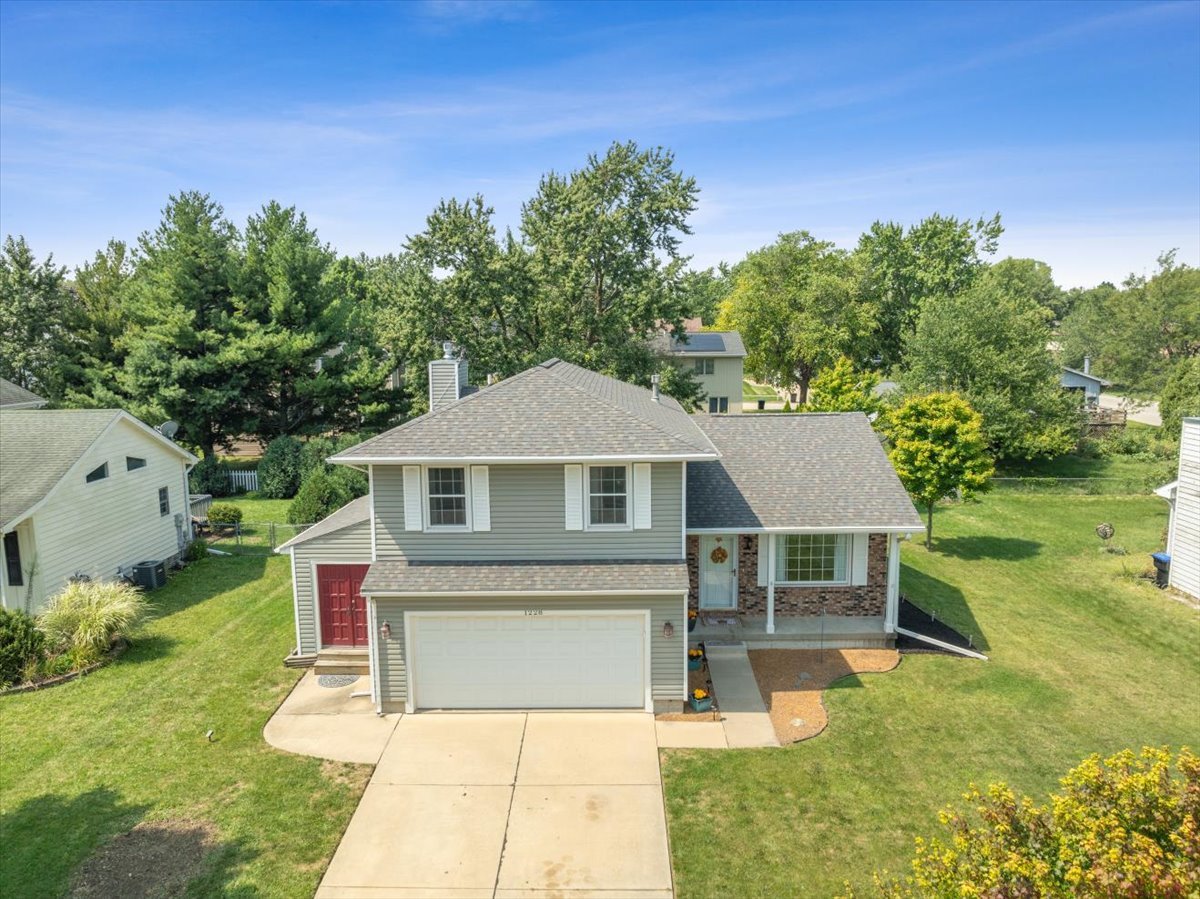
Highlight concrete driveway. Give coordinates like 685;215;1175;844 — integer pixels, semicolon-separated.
317;712;672;899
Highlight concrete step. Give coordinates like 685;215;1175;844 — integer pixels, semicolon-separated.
314;649;369;676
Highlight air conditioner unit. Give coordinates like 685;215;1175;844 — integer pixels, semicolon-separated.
132;560;167;590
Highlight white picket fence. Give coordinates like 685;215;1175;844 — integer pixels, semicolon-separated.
229;470;259;492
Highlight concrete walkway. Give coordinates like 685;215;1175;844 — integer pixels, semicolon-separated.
317;712;673;898
263;672;400;765
704;644;779;748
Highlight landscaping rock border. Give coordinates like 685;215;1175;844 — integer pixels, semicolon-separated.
0;640;128;696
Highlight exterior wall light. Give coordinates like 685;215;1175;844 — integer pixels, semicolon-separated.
662;621;674;638
380;620;392;640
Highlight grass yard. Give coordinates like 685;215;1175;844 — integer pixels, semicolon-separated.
0;554;368;898
662;493;1200;897
742;380;778;401
219;495;293;525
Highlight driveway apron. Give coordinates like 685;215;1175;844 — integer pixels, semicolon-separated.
317;712;673;899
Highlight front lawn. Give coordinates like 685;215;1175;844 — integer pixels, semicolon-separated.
662;493;1200;897
0;555;368;897
742;380;778;401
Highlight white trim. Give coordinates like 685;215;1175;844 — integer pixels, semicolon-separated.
421;464;472;533
584;463;633;532
766;531;776;635
367;596;382;711
688;525;924;535
330;452;720;465
896;626;989;661
885;534;901;633
368;466;377;561
564;464;583;531
402;465;423;531
633;462;652;530
402;608;654;713
290;551;302;652
363;588;688;598
772;533;851;586
680;463;687;557
698;534;738;610
469;465;491;532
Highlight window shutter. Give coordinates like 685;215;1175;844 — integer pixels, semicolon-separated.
633;463;652;530
402;465;423;531
564;464;583;530
850;533;870;586
470;465;491;532
757;535;769;586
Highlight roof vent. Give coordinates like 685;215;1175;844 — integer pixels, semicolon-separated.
651;373;661;403
442;340;456;360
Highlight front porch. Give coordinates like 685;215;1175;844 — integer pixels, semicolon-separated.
692;613;891;649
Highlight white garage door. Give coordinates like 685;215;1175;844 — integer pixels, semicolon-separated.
410;612;647;710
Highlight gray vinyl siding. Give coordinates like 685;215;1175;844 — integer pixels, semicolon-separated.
290;521;372;655
371;593;686;712
681;356;744;413
428;360;460;411
373;462;684;561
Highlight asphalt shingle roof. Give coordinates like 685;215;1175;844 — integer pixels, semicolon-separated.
360;559;689;595
670;331;746;357
333;359;718;461
687;413;924;531
0;378;47;408
0;409;122;528
275;496;371;551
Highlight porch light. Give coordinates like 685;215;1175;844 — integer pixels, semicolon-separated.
662;621;674;638
380;620;392;640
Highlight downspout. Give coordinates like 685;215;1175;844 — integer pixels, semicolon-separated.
766;534;776;635
884;534;902;633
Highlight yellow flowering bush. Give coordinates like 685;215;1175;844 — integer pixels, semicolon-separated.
692;688;709;701
846;746;1199;898
688;648;704;659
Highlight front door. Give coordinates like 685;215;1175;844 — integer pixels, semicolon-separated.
317;564;370;647
699;535;738;609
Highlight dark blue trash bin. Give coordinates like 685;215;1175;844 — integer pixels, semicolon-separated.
1151;552;1171;588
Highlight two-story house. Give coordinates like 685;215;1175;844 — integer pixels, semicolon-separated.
670;330;746;413
277;348;921;713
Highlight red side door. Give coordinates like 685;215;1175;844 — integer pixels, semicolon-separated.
317;564;370;647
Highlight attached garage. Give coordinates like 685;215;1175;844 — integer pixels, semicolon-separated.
408;611;648;710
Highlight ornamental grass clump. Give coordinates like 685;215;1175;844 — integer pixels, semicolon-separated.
38;580;150;662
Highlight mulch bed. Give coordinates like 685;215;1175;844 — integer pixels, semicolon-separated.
896;597;978;654
747;648;900;744
68;819;218;898
0;640;128;696
655;653;720;722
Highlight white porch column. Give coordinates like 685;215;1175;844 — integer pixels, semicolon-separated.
766;533;776;635
884;534;901;633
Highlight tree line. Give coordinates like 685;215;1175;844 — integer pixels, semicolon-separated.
2;140;1197;468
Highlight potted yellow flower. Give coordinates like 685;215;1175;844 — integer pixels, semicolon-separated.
690;687;713;713
687;648;704;671
688;608;698;632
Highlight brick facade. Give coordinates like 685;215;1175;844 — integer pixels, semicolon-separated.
687;533;888;618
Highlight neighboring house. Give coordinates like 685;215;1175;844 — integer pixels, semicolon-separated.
0;409;197;614
1158;418;1200;600
669;330;746;413
277;349;922;714
0;378;47;410
1060;359;1110;405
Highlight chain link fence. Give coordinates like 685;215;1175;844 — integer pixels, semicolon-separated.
200;520;313;554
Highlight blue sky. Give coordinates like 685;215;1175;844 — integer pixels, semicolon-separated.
1;0;1197;288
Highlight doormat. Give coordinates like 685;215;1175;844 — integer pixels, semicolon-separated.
701;615;737;626
317;674;359;689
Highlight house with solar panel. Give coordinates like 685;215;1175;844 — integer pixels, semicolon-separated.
668;329;746;413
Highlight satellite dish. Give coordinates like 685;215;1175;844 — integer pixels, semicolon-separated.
158;420;179;439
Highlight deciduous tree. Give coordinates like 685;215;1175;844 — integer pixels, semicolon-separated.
1160;356;1200;439
718;231;872;404
806;356;882;415
882;392;992;548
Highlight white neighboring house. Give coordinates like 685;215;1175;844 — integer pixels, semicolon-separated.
1158;418;1200;600
0;409;198;614
0;377;48;410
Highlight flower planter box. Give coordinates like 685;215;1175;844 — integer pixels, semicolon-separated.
689;695;714;713
687;657;703;671
688;616;697;632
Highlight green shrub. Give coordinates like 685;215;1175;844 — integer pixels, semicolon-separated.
287;470;351;524
1160;356;1200;439
184;537;208;562
258;436;305;499
189;454;231;496
0;608;45;687
206;502;244;525
1097;426;1175;460
328;463;368;499
38;580;149;656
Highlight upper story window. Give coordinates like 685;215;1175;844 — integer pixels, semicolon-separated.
427;467;467;528
158;487;170;516
693;358;714;375
126;456;147;471
588;465;628;528
85;463;109;484
708;396;729;414
776;534;848;584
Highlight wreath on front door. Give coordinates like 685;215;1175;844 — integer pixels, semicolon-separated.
709;546;729;564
